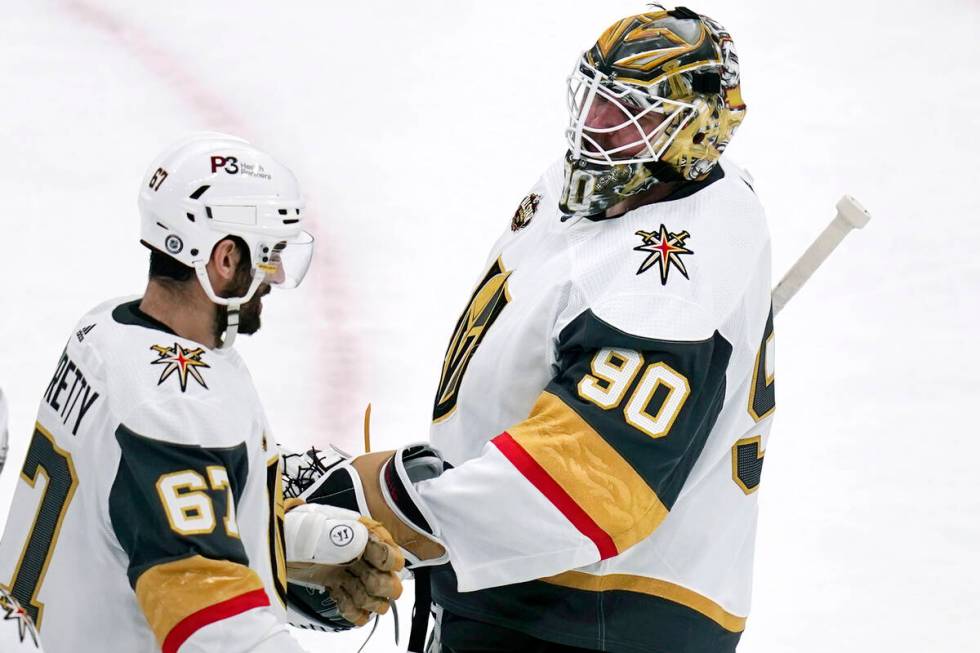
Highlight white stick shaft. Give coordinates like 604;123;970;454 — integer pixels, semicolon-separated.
772;195;871;316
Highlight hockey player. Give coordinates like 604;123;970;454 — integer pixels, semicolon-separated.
0;134;403;653
290;8;773;653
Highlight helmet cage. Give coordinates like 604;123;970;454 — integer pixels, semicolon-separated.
566;56;700;167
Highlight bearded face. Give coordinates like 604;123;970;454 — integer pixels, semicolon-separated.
213;243;270;341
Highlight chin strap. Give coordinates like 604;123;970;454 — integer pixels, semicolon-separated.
192;261;266;350
220;303;241;349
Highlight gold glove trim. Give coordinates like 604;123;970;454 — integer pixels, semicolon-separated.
351;452;446;562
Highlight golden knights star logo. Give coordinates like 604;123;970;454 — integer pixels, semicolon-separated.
150;342;210;392
634;224;694;285
0;588;41;648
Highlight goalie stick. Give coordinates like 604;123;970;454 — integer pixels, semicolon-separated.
772;195;871;315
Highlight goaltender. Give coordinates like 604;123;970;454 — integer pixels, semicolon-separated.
0;134;402;653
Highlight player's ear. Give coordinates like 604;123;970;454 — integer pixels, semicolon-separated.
208;238;240;286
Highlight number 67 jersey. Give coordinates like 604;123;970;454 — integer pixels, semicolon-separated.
420;158;776;653
0;299;302;653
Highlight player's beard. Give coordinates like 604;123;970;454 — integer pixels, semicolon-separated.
214;259;268;340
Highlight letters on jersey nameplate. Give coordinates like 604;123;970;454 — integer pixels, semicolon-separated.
43;350;100;437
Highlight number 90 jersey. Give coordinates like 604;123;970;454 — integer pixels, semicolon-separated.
420;158;775;653
0;299;302;653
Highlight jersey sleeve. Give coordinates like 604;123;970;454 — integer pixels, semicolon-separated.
416;304;732;591
109;399;305;653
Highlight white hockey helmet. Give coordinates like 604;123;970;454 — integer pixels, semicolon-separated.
0;588;44;651
138;133;314;347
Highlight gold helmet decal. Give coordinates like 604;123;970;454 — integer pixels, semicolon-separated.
591;10;717;86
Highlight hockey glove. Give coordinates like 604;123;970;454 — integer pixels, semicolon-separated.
283;502;404;628
281;444;350;499
298;444;450;569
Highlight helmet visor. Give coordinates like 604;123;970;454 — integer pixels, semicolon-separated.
566;56;697;165
257;230;315;289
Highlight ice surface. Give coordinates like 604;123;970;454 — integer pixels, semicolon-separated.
1;1;977;651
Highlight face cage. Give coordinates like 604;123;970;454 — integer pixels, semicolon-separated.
565;56;699;166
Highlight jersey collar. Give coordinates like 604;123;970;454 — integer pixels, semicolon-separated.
579;164;727;223
111;299;178;336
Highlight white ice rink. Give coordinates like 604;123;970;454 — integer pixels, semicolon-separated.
1;1;978;651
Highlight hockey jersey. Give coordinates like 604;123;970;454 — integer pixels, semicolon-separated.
418;158;774;653
0;299;305;653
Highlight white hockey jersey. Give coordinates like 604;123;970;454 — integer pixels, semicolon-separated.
418;158;774;653
0;299;306;653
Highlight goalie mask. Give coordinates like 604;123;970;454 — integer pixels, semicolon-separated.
137;133;314;348
560;7;747;218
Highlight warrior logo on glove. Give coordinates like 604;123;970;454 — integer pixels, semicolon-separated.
329;525;355;547
283;490;405;629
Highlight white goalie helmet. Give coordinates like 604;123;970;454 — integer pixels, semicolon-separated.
138;133;315;347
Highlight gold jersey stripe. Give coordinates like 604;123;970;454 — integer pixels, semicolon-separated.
135;555;266;646
508;392;668;553
543;570;747;633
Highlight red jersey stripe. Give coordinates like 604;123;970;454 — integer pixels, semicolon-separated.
493;431;618;559
162;588;270;653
